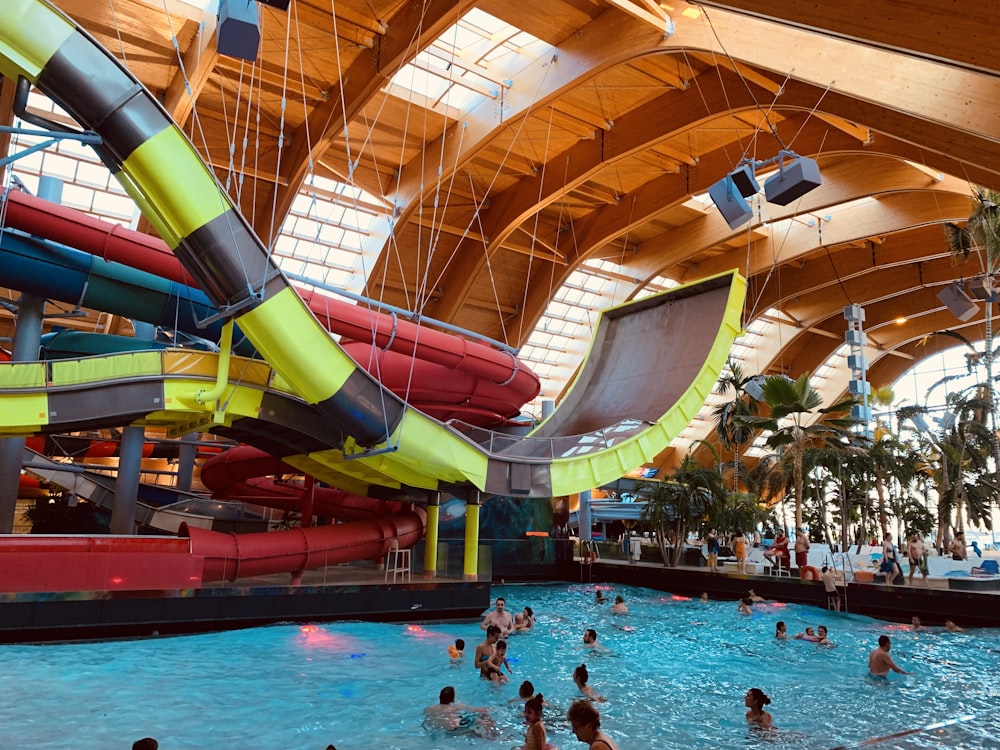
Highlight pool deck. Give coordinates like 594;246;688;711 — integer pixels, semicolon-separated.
562;557;1000;628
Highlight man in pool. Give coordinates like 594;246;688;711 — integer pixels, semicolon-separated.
868;635;911;677
424;685;496;738
481;596;514;635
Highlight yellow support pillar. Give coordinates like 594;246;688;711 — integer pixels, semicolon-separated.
463;491;481;581
422;492;440;578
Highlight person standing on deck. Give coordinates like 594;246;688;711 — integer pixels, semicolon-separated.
794;527;810;572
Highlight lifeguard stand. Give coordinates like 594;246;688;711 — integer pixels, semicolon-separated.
385;539;411;583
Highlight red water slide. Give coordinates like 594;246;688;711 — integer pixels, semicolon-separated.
2;189;539;426
179;506;425;583
192;446;427;582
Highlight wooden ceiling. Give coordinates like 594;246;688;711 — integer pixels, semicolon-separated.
3;0;999;470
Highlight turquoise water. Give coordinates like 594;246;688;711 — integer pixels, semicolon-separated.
0;582;999;749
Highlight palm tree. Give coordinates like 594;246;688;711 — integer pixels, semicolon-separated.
743;372;860;530
640;452;728;567
944;187;1000;483
712;358;760;490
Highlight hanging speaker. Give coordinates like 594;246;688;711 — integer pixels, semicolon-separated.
968;276;996;301
764;156;822;205
728;164;760;198
218;0;261;61
937;281;978;321
708;175;753;230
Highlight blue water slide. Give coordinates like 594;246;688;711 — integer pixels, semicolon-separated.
0;227;256;356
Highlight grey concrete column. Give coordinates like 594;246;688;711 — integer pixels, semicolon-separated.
110;425;145;534
0;293;46;533
175;432;197;494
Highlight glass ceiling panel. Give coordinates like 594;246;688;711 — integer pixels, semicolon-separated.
384;9;549;117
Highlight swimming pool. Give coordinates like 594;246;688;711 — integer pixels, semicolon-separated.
0;582;998;749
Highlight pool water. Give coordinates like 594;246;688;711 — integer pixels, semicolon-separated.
1;582;999;749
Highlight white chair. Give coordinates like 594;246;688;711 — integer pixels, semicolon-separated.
385;539;411;583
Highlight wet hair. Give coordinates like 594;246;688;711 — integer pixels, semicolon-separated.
524;606;533;617
496;597;507;605
614;595;624;604
132;740;158;750
439;686;455;705
821;565;829;573
495;639;508;652
584;628;597;642
818;625;828;635
519;680;536;699
747;688;771;710
525;694;545;715
486;624;501;637
775;621;786;634
455;638;465;650
573;663;590;685
567;699;601;729
878;635;891;648
742;597;753;606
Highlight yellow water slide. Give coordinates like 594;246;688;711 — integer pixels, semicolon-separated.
0;1;745;498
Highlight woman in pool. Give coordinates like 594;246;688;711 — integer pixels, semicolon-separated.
744;687;774;728
522;694;557;750
775;621;787;639
573;663;606;702
567;700;619;749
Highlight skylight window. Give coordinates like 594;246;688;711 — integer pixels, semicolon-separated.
384;9;548;116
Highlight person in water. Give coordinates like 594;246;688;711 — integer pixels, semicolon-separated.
424;685;496;738
774;621;787;640
522;694;556;750
488;639;512;684
566;700;620;749
744;688;774;728
475;625;501;679
868;635;911;677
572;663;606;702
448;638;465;659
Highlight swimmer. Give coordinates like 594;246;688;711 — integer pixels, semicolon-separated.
775;621;787;640
945;620;965;632
699;592;709;603
567;700;619;749
868;635;911;677
816;625;831;645
448;638;465;659
794;627;819;642
132;740;158;750
747;589;766;603
737;597;753;615
522;606;536;629
610;595;628;614
481;597;515;635
594;590;608;605
522;694;556;750
512;613;530;631
572;663;607;702
488;639;513;684
744;688;774;729
424;686;496;738
910;616;922;631
582;628;599;648
475;625;501;679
